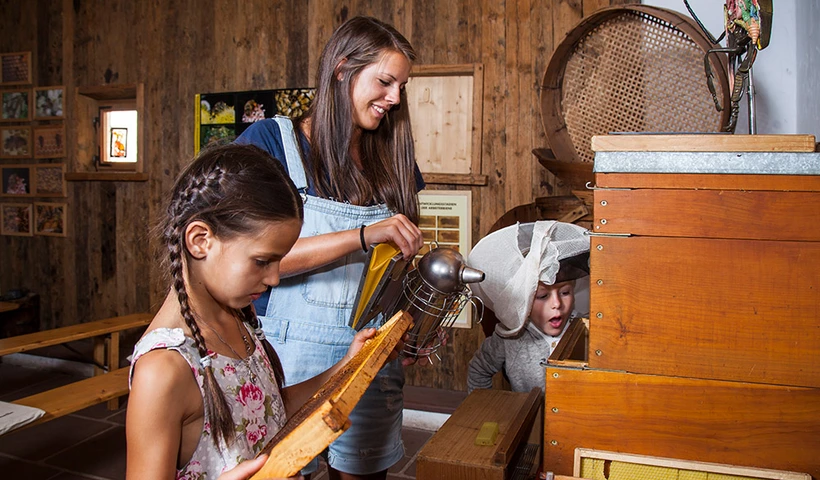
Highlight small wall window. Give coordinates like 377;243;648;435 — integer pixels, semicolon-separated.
66;84;146;182
100;107;138;166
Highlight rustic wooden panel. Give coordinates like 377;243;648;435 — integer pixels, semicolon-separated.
596;172;820;190
588;235;820;388
543;367;820;478
591;133;817;153
1;0;637;392
593;189;820;241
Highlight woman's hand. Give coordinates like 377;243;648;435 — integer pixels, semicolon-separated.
400;328;448;367
216;454;304;480
362;214;424;259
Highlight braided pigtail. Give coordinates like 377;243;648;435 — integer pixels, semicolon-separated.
164;166;236;448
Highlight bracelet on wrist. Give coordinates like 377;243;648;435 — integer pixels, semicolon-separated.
360;224;369;253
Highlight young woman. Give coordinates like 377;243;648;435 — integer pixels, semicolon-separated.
236;16;425;480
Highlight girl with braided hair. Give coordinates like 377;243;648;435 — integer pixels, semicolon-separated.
126;143;380;480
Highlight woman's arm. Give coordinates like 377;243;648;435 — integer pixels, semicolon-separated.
126;350;199;480
279;213;423;277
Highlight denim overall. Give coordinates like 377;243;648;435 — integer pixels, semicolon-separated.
260;116;404;473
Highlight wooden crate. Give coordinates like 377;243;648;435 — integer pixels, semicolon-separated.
543;135;820;479
417;389;542;480
543;367;820;478
587;139;820;388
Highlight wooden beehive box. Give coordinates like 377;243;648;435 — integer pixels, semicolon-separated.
587;134;820;388
543;365;820;477
542;134;820;478
417;388;542;480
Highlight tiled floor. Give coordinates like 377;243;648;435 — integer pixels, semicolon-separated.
0;359;438;480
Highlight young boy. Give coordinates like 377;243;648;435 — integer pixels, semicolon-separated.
466;221;590;393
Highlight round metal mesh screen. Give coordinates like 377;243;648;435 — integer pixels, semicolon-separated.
542;7;729;164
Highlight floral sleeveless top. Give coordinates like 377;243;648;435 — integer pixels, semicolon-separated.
129;327;287;479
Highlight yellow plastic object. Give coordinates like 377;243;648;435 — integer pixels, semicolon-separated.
351;243;403;330
475;421;499;446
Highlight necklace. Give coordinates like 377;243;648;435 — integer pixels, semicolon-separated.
200;317;257;383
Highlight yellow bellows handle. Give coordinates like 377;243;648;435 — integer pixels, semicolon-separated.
351;243;403;330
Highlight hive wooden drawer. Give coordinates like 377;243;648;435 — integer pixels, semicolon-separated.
587;234;820;388
542;366;820;478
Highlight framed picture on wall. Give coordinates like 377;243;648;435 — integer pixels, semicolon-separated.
0;126;32;158
0;202;33;236
0;51;32;85
34;202;67;237
1;164;33;197
33;125;66;158
34;164;66;197
194;87;316;154
109;127;127;158
33;85;65;119
1;89;31;122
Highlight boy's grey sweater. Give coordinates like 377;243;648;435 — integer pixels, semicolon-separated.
466;320;571;394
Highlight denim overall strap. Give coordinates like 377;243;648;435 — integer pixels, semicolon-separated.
258;118;406;474
260;117;394;360
273;115;308;192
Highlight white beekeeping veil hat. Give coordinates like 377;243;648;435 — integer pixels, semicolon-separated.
467;221;590;337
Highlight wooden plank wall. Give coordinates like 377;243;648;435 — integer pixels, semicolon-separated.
0;0;634;391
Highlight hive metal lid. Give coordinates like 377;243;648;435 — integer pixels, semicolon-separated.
594;151;820;175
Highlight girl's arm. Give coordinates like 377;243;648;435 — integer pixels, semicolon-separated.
126;349;200;480
279;213;423;277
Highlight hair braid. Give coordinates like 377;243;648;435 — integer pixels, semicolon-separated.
155;143;303;451
166;174;236;448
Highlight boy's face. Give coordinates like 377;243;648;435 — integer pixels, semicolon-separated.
530;280;576;337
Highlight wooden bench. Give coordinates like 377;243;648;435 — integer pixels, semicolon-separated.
11;367;131;429
0;313;152;423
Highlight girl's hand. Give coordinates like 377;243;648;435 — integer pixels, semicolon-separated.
344;327;378;361
362;214;424;259
216;454;304;480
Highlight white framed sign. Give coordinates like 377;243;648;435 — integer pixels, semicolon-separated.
418;189;474;328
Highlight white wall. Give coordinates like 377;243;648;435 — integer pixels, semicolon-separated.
643;0;818;138
796;1;820;139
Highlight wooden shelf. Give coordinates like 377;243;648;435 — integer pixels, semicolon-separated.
591;134;817;153
422;173;488;186
65;172;148;182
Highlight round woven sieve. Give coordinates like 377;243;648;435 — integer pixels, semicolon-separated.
541;5;731;164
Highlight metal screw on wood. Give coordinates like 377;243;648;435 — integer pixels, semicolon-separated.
600;218;607;224
552;407;559;413
597;244;603;250
595;350;602;356
552;372;560;378
600;200;607;206
550;440;558;445
597;279;603;285
596;312;603;318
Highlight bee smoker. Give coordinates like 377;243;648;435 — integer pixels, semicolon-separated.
398;247;485;359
